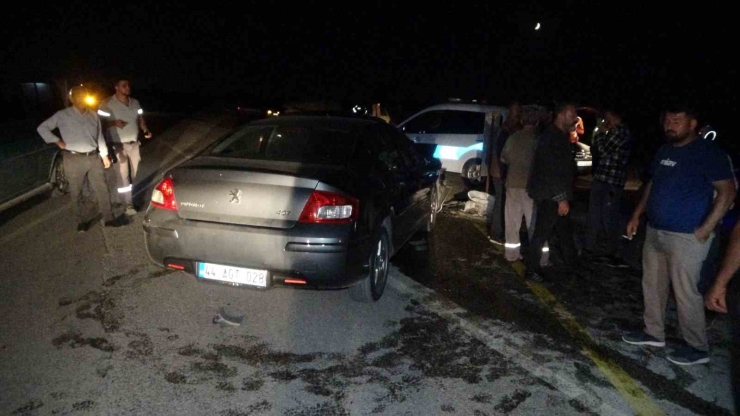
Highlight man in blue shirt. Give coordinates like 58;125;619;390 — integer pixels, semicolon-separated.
622;105;736;365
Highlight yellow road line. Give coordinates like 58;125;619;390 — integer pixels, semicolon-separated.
510;260;666;416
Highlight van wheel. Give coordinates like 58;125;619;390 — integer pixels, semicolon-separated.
461;158;484;189
349;229;390;303
50;156;69;197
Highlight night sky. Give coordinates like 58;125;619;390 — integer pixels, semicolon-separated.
2;1;736;128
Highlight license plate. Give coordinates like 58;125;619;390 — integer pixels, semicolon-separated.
197;262;268;288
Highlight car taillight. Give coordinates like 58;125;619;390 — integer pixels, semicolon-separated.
151;177;178;211
298;190;358;224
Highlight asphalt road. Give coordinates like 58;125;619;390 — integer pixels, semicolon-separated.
0;115;735;415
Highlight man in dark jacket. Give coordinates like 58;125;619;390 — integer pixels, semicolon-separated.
525;102;580;282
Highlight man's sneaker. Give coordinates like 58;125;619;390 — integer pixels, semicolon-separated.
622;331;665;347
524;271;544;283
103;216;129;228
667;345;710;366
125;204;137;216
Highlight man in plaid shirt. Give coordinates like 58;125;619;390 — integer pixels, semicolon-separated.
584;108;633;266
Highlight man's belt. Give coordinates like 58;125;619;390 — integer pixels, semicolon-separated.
64;149;98;156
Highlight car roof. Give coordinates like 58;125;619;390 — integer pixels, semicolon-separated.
398;103;509;126
249;115;383;130
415;103;508;113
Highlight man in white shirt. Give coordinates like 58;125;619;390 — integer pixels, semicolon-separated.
98;78;153;215
37;86;128;232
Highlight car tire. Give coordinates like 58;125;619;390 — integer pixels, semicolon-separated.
349;228;390;303
50;156;69;197
461;158;485;189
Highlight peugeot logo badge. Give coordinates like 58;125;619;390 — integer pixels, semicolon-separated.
229;189;242;204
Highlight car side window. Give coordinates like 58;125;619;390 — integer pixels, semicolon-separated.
402;110;485;135
362;126;406;174
383;125;424;171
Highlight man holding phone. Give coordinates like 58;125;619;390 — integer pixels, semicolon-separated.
622;104;736;365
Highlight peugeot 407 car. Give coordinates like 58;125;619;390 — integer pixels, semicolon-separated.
143;115;441;302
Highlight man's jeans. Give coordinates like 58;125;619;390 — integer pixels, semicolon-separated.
585;180;623;256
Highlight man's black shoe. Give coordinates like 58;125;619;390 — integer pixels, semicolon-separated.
524;271;545;283
605;256;631;269
76;222;89;233
103;216;129;228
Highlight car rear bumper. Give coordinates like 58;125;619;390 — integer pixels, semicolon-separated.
143;209;371;289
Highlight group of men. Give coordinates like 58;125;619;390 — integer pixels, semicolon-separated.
487;101;739;378
36;78;152;232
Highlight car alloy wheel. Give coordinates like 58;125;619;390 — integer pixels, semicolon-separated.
349;229;390;303
372;235;388;291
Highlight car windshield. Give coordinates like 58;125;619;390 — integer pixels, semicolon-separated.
209;125;356;165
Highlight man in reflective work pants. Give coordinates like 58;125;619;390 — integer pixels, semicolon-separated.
98;77;152;216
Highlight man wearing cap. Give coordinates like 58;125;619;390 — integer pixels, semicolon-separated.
97;78;152;215
37;86;128;232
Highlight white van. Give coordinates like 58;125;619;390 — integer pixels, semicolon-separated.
398;103;508;187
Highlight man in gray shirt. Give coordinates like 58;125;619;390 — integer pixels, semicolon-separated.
37;86;128;232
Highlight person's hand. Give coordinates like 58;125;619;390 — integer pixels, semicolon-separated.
557;200;570;216
705;282;728;313
56;140;66;149
113;120;127;128
626;216;640;238
102;155;111;169
694;227;711;243
144;130;153;139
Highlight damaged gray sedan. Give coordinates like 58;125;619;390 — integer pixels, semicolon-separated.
143;115;441;302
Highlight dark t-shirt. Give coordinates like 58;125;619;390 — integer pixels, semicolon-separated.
647;139;734;233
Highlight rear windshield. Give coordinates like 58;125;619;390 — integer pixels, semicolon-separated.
209;125;356;165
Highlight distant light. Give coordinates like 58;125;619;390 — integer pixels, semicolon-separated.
535;22;541;30
267;110;273;115
84;95;96;106
237;106;241;110
273;111;280;116
137;109;143;115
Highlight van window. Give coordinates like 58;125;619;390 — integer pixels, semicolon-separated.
402;110;485;135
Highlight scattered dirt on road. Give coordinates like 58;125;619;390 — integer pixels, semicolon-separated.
52;331;115;353
494;389;531;413
441;404;455;412
72;291;121;333
470;393;493;403
124;331;154;356
568;398;600;415
72;400;96;411
241;376;264;391
11;400;43;415
216;381;237;393
283;401;349;416
103;267;141;287
165;371;187;384
220;400;272;416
